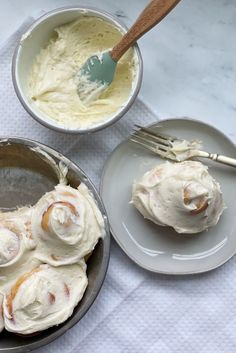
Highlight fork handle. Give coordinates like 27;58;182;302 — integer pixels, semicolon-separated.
203;152;236;168
110;0;181;61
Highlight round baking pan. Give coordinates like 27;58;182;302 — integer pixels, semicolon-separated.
0;137;110;352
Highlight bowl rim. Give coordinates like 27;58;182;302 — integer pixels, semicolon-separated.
0;136;110;352
12;6;143;134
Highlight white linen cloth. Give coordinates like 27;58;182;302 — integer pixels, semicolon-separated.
1;18;236;353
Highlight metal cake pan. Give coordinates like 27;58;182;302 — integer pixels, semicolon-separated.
0;137;110;352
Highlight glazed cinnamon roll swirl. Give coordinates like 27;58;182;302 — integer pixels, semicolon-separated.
0;208;35;268
31;183;105;265
3;261;87;335
131;161;225;234
0;228;20;267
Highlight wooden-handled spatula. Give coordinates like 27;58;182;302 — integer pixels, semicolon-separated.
77;0;181;104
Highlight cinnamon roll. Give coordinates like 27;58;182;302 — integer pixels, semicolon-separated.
0;208;35;269
0;228;20;267
31;183;105;265
0;182;105;335
131;161;225;234
3;261;87;335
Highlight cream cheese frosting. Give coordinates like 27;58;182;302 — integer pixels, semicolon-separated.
0;181;105;334
0;229;19;266
131;161;225;234
165;138;202;161
31;183;105;266
28;17;137;128
3;261;87;335
0;207;35;269
0;257;41;295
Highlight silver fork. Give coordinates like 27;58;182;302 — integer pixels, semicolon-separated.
130;125;236;168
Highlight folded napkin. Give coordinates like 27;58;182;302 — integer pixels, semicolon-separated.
1;18;236;353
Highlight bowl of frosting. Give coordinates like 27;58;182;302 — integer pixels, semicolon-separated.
12;7;143;133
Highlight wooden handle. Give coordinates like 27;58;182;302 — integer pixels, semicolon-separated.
110;0;181;61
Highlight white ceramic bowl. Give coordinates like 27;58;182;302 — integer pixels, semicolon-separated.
12;7;143;134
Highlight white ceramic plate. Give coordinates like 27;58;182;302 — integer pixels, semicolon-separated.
100;118;236;274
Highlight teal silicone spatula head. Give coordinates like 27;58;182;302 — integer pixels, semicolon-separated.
77;52;117;104
77;0;181;104
81;52;117;86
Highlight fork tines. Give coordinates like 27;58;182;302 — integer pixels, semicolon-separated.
130;125;177;159
134;125;176;143
130;135;168;157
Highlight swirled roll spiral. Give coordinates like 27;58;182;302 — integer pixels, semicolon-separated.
0;181;105;335
0;208;35;269
131;161;225;234
31;183;105;265
3;261;87;335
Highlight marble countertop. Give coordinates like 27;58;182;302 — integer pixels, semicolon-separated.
0;2;236;353
0;0;235;140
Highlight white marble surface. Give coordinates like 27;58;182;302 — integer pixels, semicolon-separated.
0;0;236;140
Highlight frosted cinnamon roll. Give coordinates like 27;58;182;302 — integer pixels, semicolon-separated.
131;161;225;234
0;294;3;333
0;208;34;268
31;183;105;265
0;227;20;267
3;261;87;335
